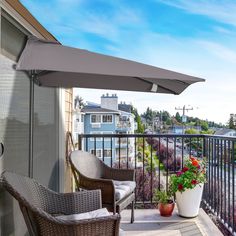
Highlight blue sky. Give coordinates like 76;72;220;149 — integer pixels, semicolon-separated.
21;0;236;124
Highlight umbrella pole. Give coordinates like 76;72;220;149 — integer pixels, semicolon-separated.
29;71;35;178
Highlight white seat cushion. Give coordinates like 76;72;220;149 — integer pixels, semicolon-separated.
55;208;110;221
113;180;136;201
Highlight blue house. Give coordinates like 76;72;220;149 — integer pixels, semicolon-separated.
81;94;136;166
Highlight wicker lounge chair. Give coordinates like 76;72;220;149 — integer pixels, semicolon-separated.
1;171;121;236
69;150;135;223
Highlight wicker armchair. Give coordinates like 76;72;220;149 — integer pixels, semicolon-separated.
69;150;135;223
1;171;121;236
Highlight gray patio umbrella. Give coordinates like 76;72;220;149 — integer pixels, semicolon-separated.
16;36;204;94
16;36;204;177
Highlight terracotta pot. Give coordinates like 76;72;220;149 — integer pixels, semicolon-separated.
158;200;175;217
176;183;204;218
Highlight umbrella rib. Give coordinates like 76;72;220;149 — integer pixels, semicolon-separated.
133;77;186;94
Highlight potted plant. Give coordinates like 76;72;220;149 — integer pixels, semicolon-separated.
153;189;175;217
170;157;206;218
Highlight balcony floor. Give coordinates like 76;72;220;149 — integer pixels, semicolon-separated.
120;208;223;236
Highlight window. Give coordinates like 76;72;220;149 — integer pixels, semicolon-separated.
90;149;102;158
102;115;113;123
91;114;101;123
81;114;84;122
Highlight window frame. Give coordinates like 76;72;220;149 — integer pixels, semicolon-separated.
90;114;101;124
102;114;113;123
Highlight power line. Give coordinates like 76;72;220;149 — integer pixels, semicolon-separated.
175;105;194;124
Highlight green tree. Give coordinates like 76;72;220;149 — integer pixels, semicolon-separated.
175;112;182;123
185;128;199;134
229;115;236;129
200;121;208;131
166;118;172;126
74;95;84;109
131;105;144;133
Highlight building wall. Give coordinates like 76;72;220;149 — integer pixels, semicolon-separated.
0;1;71;235
64;88;73;193
84;113;118;166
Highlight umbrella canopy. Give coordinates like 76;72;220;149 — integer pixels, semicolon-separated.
16;36;204;94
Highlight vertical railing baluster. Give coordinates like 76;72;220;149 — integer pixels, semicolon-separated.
228;140;231;229
126;137;129;169
189;137;192;158
94;137;96;156
102;137;105;162
110;137;112;167
86;137;88;152
214;138;217;213
211;138;214;210
142;137;145;204
224;139;227;223
158;137;161;190
220;139;223;221
119;137;121;169
150;136;153;203
218;139;221;216
174;137;176;172
166;137;169;190
134;136;137;204
207;137;210;205
134;137;137;170
232;140;235;233
78;134;82;150
197;136;200;157
181;137;184;169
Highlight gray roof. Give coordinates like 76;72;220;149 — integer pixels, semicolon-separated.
214;128;236;136
82;107;120;114
118;104;132;113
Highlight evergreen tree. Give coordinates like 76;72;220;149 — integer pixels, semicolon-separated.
74;95;84;109
131;105;144;133
175;112;182;123
229;115;236;129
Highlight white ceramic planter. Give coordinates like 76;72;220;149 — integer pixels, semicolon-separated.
176;183;204;218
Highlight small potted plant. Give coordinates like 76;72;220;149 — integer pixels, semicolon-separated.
153;189;175;217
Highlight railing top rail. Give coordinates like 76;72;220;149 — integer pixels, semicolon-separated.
78;133;236;141
203;134;236;141
78;133;205;138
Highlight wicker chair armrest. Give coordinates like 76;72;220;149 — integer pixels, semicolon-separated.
104;167;135;181
79;177;115;204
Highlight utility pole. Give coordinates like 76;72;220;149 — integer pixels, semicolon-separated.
175;105;193;133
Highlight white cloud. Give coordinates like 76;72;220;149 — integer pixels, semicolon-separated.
196;40;236;64
156;0;236;27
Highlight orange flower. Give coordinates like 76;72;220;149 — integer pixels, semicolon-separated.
192;159;199;167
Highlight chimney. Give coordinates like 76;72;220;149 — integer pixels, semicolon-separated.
101;93;118;110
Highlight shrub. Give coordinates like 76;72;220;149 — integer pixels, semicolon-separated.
113;161;163;202
146;137;182;172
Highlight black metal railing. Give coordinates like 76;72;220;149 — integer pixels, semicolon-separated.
78;133;236;235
